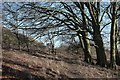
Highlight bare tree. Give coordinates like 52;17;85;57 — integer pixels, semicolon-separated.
47;31;55;54
107;1;120;69
3;2;117;67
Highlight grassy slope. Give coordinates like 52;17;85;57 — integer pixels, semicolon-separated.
2;49;120;79
2;27;45;50
1;27;120;79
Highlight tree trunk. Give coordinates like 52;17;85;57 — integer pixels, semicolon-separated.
93;28;107;67
77;32;92;63
77;33;84;49
82;32;92;63
15;32;21;50
89;2;107;67
110;2;117;69
116;25;120;66
116;47;120;66
110;21;117;68
80;3;92;63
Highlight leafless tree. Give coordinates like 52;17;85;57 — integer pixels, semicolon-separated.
3;2;119;68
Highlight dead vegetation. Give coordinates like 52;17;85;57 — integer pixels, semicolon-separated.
1;27;120;79
1;48;120;80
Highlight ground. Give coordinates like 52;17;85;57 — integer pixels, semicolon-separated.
1;49;120;80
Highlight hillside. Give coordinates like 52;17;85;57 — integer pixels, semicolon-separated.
2;49;120;79
2;27;45;50
1;27;120;79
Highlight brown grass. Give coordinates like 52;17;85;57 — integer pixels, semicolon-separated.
1;49;120;80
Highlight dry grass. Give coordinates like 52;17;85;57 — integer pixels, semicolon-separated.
1;49;120;80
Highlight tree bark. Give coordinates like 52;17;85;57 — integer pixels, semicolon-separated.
116;45;120;66
79;3;92;63
86;2;107;67
93;28;107;67
82;32;92;63
15;31;21;50
115;27;120;66
77;32;92;63
110;2;117;69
